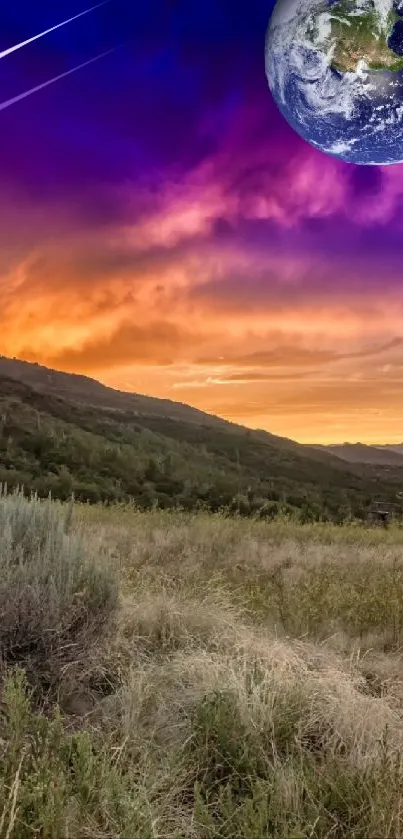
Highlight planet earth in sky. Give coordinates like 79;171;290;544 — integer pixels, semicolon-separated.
265;0;403;164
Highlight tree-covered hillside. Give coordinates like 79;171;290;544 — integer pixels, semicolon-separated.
0;360;401;522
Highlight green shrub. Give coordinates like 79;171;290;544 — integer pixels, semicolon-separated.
0;669;156;839
0;489;118;686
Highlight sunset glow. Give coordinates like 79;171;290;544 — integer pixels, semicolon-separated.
1;0;403;444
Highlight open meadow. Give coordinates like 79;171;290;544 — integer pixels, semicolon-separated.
3;492;403;837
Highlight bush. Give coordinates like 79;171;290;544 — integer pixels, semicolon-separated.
0;489;118;688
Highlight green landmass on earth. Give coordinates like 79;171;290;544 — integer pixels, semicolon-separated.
313;0;403;72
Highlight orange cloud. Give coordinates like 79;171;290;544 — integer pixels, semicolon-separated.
25;319;203;372
3;148;403;445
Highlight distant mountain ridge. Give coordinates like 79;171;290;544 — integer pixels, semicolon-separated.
312;443;403;467
0;354;402;521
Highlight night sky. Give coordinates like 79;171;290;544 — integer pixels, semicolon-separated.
1;0;402;443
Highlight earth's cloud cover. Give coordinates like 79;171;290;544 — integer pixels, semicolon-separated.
1;0;403;442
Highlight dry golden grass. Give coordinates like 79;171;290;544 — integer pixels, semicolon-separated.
3;496;403;836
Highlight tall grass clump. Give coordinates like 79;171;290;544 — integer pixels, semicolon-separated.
112;636;403;839
0;489;118;689
0;668;158;839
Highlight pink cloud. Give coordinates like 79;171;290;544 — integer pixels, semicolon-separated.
113;139;403;257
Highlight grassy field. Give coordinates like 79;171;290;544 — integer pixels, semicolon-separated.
3;493;403;837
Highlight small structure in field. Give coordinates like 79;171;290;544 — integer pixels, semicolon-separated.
369;500;401;528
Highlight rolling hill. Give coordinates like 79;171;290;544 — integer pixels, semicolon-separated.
0;355;401;522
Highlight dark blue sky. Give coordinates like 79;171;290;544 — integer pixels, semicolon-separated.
0;0;275;188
